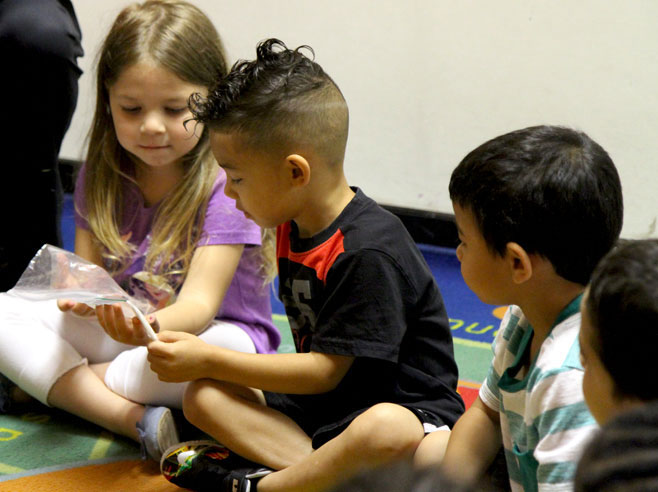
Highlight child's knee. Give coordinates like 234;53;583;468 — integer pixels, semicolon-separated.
414;430;451;468
182;379;252;424
344;403;425;461
182;379;218;421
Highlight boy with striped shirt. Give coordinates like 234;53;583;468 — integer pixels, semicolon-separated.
415;126;624;491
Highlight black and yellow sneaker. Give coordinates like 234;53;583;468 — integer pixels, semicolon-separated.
160;440;271;492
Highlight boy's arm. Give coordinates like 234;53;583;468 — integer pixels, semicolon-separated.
147;331;354;394
441;396;502;484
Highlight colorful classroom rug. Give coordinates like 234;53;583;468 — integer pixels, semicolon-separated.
0;198;501;489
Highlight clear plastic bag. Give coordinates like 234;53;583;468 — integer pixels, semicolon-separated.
6;244;157;340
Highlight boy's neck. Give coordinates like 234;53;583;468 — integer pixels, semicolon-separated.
294;176;355;238
517;272;584;355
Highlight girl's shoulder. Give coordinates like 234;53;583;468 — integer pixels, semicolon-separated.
201;173;262;246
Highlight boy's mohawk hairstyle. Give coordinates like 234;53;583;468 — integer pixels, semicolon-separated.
189;38;326;127
189;38;349;165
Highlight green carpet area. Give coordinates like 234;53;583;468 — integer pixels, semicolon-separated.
0;408;138;477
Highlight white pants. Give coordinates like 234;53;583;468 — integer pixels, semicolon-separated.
0;294;255;409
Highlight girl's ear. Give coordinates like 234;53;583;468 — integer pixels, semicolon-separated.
285;154;311;187
505;242;533;284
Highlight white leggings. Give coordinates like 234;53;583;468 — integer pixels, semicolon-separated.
0;294;255;409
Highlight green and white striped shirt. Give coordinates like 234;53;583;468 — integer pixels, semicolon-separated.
480;295;598;492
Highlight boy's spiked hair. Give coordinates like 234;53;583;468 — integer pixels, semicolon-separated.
449;125;623;285
586;239;658;401
190;38;349;166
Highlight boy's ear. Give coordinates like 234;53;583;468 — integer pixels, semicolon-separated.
285;154;311;187
505;242;533;284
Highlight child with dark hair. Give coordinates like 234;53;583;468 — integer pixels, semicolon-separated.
574;399;658;492
415;125;624;491
573;239;658;492
579;238;658;425
147;38;464;492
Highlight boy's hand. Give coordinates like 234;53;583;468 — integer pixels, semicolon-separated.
57;299;96;318
95;303;153;346
147;331;212;382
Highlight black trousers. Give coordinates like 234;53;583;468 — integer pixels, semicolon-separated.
0;0;83;290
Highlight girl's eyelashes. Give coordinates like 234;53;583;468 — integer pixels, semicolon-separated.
121;106;140;113
165;107;187;114
230;178;242;185
118;106;187;114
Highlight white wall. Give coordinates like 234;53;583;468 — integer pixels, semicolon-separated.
62;0;658;239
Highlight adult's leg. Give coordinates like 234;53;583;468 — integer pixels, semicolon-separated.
0;0;83;290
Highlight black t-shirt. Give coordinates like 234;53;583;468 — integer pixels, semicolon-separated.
276;188;464;429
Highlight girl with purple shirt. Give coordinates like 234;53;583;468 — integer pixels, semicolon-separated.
0;0;279;462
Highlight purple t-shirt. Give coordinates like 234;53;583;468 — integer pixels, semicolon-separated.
74;165;280;354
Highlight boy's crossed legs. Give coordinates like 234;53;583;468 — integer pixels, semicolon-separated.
171;379;430;492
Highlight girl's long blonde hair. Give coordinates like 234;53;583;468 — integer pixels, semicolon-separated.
83;0;276;286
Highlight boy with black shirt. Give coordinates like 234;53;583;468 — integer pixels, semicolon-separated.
148;38;464;492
